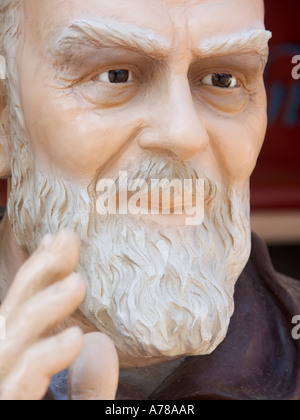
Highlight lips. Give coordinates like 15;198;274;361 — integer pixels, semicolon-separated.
100;170;205;216
125;189;198;214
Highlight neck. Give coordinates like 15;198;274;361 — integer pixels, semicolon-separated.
0;211;29;302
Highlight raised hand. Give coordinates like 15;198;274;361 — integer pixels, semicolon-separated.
0;230;86;400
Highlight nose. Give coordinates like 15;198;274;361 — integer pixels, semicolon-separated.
138;74;209;161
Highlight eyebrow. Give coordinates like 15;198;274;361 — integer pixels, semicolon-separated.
55;21;272;65
194;29;272;63
55;19;171;59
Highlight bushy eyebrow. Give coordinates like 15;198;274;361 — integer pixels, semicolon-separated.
54;19;172;59
193;29;272;64
54;21;272;66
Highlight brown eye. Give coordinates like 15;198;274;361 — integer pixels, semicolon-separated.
201;73;238;89
109;70;130;83
97;69;133;84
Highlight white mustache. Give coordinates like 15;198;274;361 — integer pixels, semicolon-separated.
94;158;217;225
95;157;218;202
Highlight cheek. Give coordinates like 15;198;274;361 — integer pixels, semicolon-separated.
22;90;143;181
206;98;267;185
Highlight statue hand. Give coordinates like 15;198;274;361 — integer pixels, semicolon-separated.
0;230;86;400
69;332;119;400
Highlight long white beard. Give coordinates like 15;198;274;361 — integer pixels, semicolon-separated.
80;204;250;359
8;154;251;359
6;97;251;359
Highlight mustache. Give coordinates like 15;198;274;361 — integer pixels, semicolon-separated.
93;155;218;202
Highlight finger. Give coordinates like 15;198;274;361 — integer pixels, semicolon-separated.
1;273;86;367
0;327;83;401
1;230;80;318
69;333;119;400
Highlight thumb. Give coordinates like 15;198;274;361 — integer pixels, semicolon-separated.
69;332;119;400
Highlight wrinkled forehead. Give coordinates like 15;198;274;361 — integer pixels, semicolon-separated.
22;0;265;52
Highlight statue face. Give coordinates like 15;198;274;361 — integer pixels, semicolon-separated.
19;0;268;186
5;0;270;367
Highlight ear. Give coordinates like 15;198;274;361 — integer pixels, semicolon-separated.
0;55;11;179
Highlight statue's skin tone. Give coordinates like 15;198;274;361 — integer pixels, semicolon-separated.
0;0;270;399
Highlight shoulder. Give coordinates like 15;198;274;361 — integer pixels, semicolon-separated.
249;232;300;309
151;234;300;400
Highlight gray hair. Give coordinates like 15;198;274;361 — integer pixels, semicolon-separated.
0;0;23;134
0;1;21;50
0;0;21;78
0;1;31;201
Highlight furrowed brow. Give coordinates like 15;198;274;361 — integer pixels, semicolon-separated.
193;29;272;64
54;19;171;59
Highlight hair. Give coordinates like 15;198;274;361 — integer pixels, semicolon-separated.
0;1;21;51
0;0;24;144
0;0;32;197
0;0;22;87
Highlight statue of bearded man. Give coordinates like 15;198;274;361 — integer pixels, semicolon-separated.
0;0;299;400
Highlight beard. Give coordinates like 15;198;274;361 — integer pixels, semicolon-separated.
7;110;251;360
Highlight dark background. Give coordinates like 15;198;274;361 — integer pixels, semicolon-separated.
0;0;299;278
252;0;300;210
253;0;300;279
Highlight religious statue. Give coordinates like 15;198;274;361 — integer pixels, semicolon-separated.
0;0;299;400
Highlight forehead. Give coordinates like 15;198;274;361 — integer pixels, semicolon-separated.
23;0;265;48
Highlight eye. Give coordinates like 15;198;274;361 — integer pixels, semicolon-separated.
201;73;238;89
97;69;133;84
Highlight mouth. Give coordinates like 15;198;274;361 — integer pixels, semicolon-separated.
98;172;205;222
123;191;198;215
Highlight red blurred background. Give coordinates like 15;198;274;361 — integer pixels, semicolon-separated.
251;0;300;210
0;0;299;210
